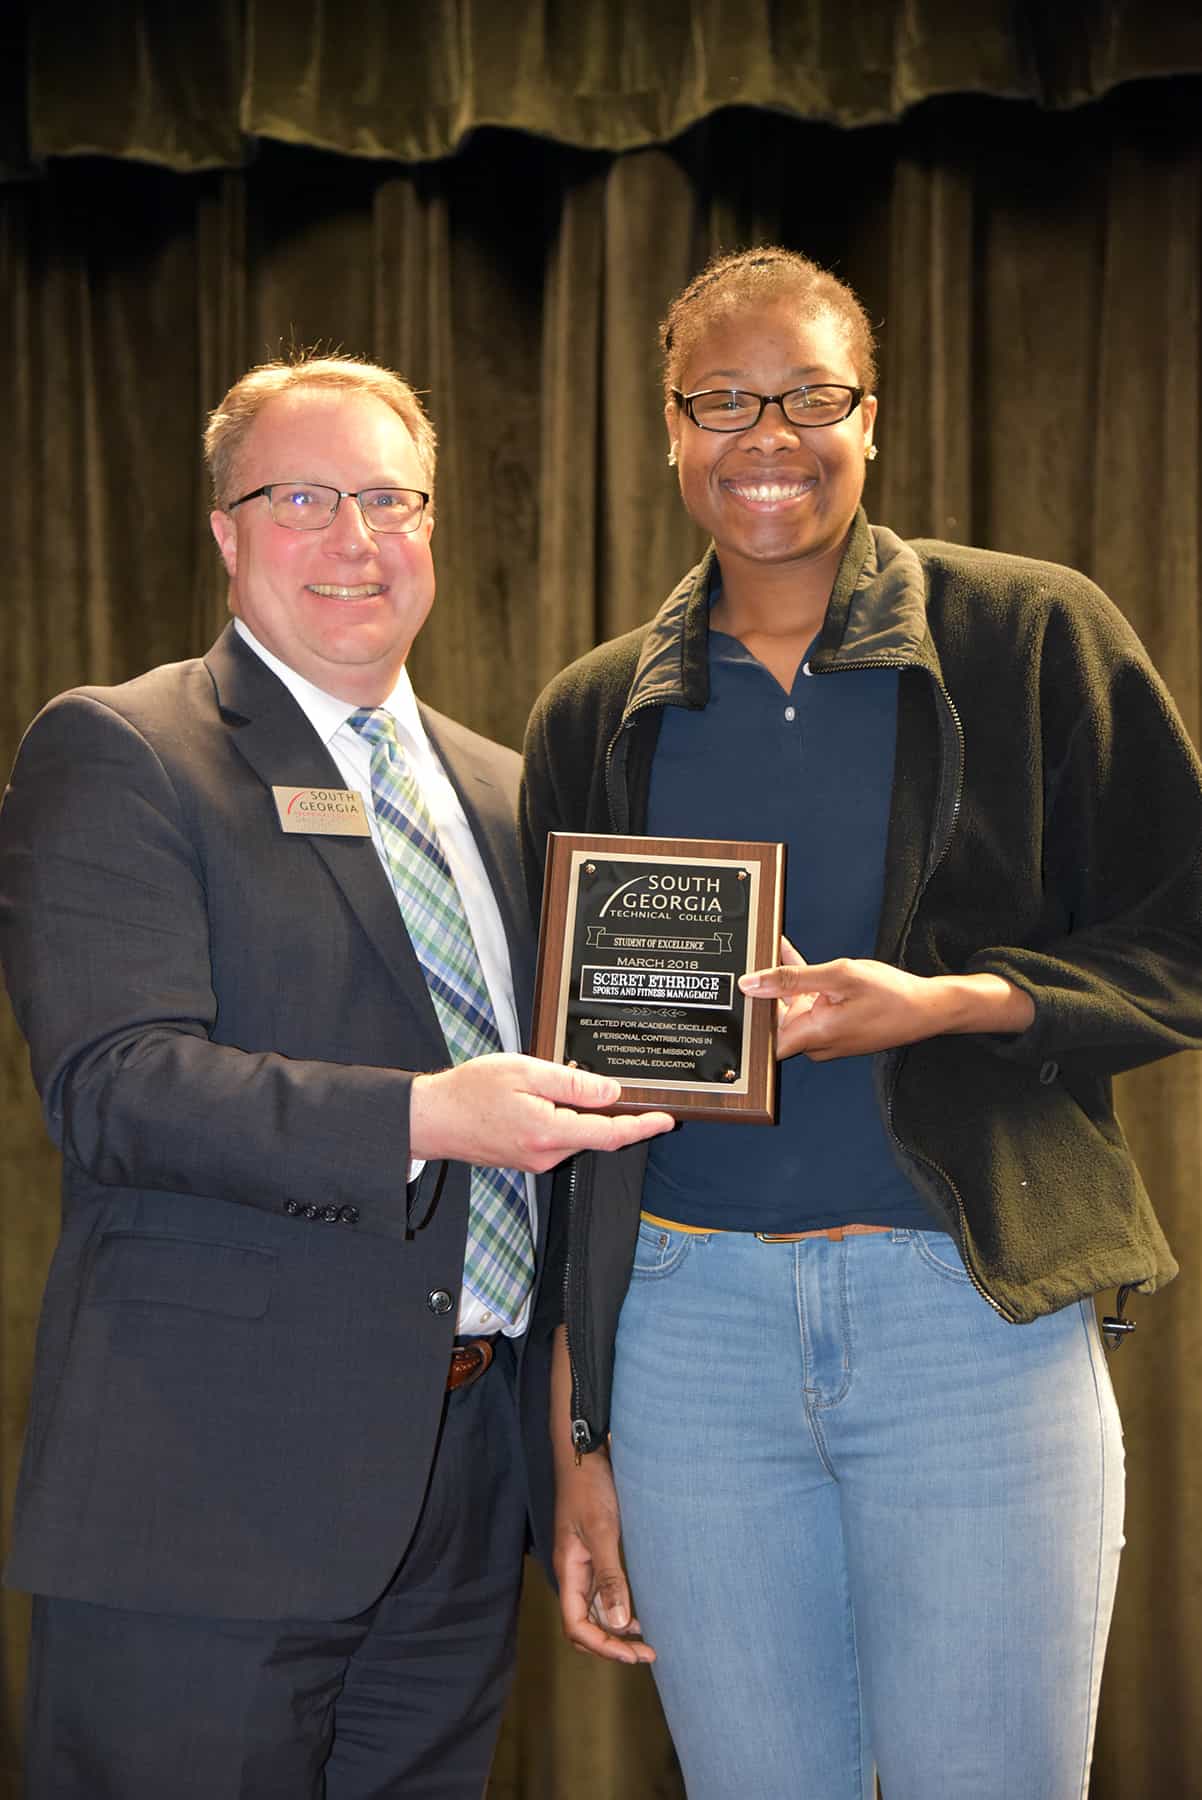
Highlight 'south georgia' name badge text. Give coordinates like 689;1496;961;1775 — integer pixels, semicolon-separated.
272;786;372;837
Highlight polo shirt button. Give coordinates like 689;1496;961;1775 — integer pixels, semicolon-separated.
303;1204;321;1220
284;1200;301;1216
427;1289;454;1315
338;1205;360;1225
1039;1059;1059;1085
321;1205;340;1223
783;705;796;722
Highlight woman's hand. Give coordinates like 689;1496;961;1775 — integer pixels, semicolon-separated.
553;1452;656;1665
740;940;1035;1061
549;1325;655;1664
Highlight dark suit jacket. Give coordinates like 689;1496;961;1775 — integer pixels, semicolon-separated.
0;625;553;1621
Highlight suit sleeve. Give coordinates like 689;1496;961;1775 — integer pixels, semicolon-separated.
0;692;416;1233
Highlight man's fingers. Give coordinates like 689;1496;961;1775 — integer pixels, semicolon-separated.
610;1110;676;1147
410;1055;674;1170
524;1064;674;1144
520;1059;625;1109
552;1108;675;1153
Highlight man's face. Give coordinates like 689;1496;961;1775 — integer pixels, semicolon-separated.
210;388;435;705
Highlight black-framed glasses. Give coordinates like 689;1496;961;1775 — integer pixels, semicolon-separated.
227;482;430;534
672;385;864;432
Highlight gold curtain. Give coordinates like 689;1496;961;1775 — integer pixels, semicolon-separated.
12;0;1202;179
3;81;1202;1797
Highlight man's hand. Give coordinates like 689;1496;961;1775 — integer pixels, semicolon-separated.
409;1054;675;1172
740;943;1036;1062
554;1452;656;1666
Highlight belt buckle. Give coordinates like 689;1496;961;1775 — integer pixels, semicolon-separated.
447;1338;495;1393
755;1227;844;1243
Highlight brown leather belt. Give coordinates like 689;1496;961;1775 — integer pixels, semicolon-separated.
755;1223;894;1244
447;1338;495;1392
642;1212;894;1245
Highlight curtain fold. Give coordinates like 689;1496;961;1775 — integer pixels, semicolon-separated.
3;81;1201;1799
13;0;1202;177
27;0;245;174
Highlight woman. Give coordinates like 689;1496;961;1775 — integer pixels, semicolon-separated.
520;247;1202;1799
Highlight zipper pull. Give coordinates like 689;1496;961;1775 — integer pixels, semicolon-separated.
571;1418;592;1465
1101;1284;1137;1350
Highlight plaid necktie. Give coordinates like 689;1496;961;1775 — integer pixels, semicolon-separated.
349;707;534;1325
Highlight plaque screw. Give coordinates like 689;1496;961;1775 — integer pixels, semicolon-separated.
567;1060;579;1069
737;869;748;881
584;862;596;874
723;1068;737;1082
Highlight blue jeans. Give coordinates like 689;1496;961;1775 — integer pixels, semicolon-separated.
610;1225;1124;1800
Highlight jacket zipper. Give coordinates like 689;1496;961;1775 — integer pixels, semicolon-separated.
883;1084;1013;1319
560;1153;594;1460
602;691;672;830
812;656;1015;1321
560;696;671;1452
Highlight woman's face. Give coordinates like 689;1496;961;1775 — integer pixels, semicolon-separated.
666;299;877;584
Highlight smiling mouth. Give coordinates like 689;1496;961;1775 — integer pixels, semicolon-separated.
305;584;387;598
724;478;817;505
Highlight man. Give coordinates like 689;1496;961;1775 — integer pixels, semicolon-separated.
0;354;671;1797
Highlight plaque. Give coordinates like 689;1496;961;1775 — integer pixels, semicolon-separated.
532;834;785;1123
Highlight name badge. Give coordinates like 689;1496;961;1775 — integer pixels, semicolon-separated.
273;785;372;837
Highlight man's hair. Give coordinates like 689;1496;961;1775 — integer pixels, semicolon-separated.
660;246;878;402
203;353;438;509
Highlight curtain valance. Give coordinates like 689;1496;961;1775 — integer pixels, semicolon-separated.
7;0;1202;182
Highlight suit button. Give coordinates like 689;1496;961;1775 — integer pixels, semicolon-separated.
338;1205;360;1225
1039;1059;1059;1085
321;1205;339;1223
284;1200;301;1216
427;1289;454;1316
303;1204;321;1220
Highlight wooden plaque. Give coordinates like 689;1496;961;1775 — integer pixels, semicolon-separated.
532;833;785;1124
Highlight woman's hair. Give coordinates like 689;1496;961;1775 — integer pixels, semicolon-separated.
660;247;878;401
203;353;438;509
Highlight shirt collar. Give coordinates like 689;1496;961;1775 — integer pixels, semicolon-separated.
233;618;422;749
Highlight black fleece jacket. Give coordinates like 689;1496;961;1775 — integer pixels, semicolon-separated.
521;512;1202;1454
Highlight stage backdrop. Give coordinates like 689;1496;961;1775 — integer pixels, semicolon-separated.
3;5;1201;1794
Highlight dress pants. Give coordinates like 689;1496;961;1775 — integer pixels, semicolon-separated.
23;1337;528;1800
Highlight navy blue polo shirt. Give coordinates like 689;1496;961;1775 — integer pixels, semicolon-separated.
642;625;934;1234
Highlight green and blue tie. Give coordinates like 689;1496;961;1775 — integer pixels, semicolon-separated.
350;708;534;1325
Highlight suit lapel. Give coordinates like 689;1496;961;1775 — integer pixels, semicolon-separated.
204;626;448;1057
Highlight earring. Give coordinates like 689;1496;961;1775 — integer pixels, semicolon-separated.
667;447;678;468
865;444;878;462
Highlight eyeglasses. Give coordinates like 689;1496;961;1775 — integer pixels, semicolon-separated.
227;482;430;534
671;386;864;432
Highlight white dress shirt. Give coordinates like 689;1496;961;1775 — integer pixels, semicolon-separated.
235;620;534;1335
